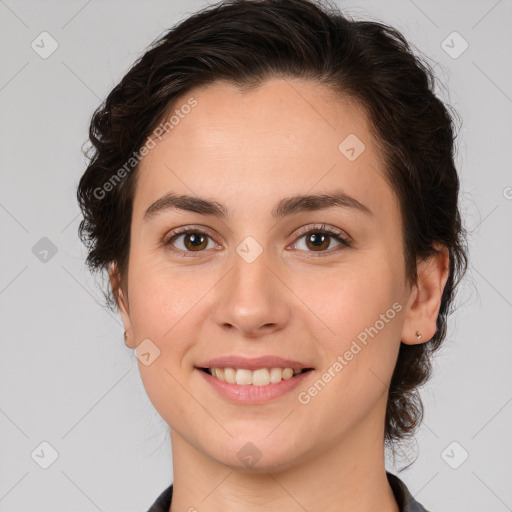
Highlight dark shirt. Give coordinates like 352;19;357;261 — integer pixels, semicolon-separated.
145;471;430;511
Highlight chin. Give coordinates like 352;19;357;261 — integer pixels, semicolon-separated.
209;440;306;474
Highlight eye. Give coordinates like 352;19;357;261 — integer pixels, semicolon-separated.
290;224;351;255
163;226;219;256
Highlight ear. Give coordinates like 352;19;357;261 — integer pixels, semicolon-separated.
109;262;135;349
401;243;450;345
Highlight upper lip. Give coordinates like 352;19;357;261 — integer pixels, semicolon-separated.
195;355;313;371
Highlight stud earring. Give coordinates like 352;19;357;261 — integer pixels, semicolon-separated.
124;331;127;341
415;330;422;340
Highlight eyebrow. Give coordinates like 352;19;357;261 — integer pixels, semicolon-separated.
143;189;372;222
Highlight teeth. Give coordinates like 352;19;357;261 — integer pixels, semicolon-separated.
224;368;236;384
207;367;305;385
236;369;253;385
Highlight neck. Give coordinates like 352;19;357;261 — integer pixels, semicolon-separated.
168;400;399;512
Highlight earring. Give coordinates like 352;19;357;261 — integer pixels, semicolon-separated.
415;330;422;340
124;331;127;341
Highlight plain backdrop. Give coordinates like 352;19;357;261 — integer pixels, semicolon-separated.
1;1;511;511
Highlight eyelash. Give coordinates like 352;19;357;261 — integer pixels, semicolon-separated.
163;224;351;258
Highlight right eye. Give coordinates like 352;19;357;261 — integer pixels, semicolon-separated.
163;227;220;256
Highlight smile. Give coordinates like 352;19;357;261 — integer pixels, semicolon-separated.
196;366;315;404
199;367;313;386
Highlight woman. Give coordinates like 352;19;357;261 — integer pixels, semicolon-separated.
77;0;469;510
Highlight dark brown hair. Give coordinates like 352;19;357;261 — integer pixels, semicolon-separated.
77;0;469;455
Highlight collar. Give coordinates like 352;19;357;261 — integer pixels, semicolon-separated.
386;471;431;512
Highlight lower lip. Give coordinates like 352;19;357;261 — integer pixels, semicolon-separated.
195;368;314;404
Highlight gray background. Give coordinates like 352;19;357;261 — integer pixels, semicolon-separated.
1;0;511;511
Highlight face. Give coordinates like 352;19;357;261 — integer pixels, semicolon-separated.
115;78;420;471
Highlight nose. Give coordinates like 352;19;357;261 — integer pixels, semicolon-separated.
209;244;291;338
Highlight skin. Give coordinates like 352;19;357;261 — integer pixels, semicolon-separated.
110;78;450;512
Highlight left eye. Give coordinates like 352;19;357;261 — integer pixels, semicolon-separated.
291;228;350;253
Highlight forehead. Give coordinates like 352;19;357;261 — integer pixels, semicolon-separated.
133;78;397;222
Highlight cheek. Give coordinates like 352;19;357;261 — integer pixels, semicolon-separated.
126;259;225;401
291;256;400;342
289;255;403;393
293;272;402;432
126;264;207;419
127;254;209;338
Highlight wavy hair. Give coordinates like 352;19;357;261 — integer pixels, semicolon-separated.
77;0;469;456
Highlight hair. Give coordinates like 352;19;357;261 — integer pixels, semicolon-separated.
77;0;469;458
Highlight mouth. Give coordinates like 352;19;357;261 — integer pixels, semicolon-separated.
196;367;314;386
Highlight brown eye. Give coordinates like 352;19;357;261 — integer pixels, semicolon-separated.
291;225;351;254
165;228;217;254
182;232;209;251
304;232;331;251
